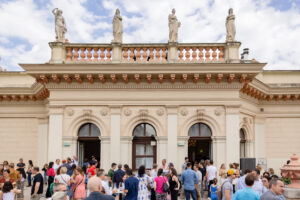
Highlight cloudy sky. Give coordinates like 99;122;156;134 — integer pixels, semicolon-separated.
0;0;299;71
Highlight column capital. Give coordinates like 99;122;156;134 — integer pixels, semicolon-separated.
99;136;110;141
38;118;48;124
49;105;64;114
166;105;178;114
109;105;121;114
120;136;133;141
155;136;168;142
177;136;190;142
211;136;226;142
62;136;78;141
225;104;240;114
255;116;266;124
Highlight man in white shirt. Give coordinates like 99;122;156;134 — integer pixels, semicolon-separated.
97;169;117;196
53;159;61;173
206;160;217;199
251;169;267;196
72;156;79;166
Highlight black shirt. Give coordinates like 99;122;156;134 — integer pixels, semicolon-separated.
199;167;206;180
84;191;115;200
31;173;44;195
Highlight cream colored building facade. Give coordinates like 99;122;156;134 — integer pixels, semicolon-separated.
0;40;300;175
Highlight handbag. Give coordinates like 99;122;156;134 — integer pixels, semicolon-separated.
162;177;169;193
72;176;84;194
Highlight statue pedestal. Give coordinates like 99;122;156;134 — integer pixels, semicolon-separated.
224;41;241;63
284;187;300;200
111;42;122;62
168;42;178;62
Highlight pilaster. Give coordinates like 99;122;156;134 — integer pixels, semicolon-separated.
156;136;168;165
110;106;121;164
167;106;178;167
100;136;111;171
177;136;189;172
48;106;64;162
255;117;266;160
212;136;226;170
225;105;240;166
37;118;48;168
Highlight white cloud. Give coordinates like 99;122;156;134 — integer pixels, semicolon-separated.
0;0;299;70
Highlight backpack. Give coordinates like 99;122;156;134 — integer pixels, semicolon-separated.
217;180;229;200
162;177;170;193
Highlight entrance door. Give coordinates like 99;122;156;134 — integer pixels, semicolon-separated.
188;123;212;164
132;123;157;169
77;123;101;166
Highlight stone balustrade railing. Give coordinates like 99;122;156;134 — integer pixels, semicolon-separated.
178;44;224;62
50;41;240;64
122;44;168;62
65;44;112;62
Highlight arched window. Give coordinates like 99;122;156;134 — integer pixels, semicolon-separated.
132;123;156;169
240;128;246;158
188;123;212;137
133;123;156;137
78;123;100;137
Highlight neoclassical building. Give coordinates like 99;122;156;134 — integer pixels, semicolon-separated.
1;12;300;174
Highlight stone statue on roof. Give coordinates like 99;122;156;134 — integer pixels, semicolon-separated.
112;8;123;43
226;8;236;42
168;8;181;43
52;8;67;42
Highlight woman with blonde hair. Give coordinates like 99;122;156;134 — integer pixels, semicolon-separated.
54;167;70;186
219;163;227;184
71;167;86;200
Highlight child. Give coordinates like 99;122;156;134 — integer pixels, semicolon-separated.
210;178;218;200
0;181;21;200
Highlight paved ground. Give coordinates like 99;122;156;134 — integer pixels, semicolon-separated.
23;184;209;200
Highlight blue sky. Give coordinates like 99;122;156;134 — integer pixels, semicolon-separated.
0;0;299;71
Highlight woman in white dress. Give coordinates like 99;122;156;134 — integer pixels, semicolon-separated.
136;165;151;200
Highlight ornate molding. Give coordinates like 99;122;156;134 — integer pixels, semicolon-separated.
156;108;164;116
180;108;189;116
214;107;223;116
138;109;148;120
65;108;75;116
123;108;132;116
196;109;205;120
100;107;109;116
82;109;92;118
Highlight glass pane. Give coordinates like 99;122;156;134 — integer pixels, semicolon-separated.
145;124;156;136
188;123;199;136
78;124;89;137
200;123;212;137
145;157;154;169
240;129;245;140
136;144;145;155
145;144;153;155
136;158;145;169
133;124;145;136
91;124;101;136
240;143;245;158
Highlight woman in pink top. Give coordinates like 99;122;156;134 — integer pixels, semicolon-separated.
46;162;55;198
154;168;169;200
71;167;86;200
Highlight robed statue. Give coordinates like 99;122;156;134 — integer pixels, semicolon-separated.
226;8;236;42
168;8;181;43
52;8;67;42
112;9;123;43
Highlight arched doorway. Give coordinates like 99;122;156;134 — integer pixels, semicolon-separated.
78;123;101;166
188;123;212;163
132;123;157;170
240;128;246;158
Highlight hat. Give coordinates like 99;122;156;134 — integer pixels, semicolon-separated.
227;169;235;175
168;162;174;167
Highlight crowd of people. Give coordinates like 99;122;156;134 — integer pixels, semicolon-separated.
0;156;287;200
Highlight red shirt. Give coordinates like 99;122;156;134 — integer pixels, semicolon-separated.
88;166;96;176
47;168;55;177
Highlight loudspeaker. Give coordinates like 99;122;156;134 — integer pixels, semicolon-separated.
240;158;256;175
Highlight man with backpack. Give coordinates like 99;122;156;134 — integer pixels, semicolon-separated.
180;162;199;200
219;169;236;200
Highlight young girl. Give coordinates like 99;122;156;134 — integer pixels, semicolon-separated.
210;178;218;200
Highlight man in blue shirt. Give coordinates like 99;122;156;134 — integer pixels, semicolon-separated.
113;164;125;188
124;169;139;200
180;162;199;200
233;174;260;200
237;168;251;190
